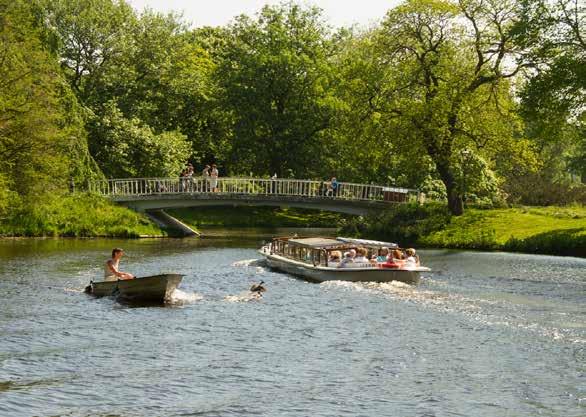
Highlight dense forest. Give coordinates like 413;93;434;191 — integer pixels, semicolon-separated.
0;0;584;226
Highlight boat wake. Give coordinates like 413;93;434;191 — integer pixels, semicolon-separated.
168;289;204;305
224;291;264;303
64;287;85;293
232;258;266;267
321;280;585;344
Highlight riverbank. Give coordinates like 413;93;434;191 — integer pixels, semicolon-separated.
0;193;165;238
2;196;584;257
341;204;586;257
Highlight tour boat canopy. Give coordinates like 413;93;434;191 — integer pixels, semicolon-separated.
287;237;345;249
276;236;399;250
336;237;398;248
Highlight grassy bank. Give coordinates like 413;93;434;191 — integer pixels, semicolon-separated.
168;206;345;228
420;206;586;256
0;193;165;237
341;204;586;257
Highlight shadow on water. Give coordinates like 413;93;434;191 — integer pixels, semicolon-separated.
0;379;61;393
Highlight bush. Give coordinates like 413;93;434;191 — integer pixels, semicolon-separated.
504;173;586;206
504;228;586;257
339;203;451;245
0;193;163;237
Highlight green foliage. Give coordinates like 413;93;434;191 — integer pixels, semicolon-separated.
0;0;98;217
216;3;341;177
420;205;586;255
342;204;586;256
90;102;190;178
504;228;586;257
513;0;585;193
1;0;585;237
44;0;221;176
334;0;536;214
0;193;164;237
339;203;451;245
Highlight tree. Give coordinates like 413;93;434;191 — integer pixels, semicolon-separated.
43;0;137;105
515;0;585;185
44;1;223;176
89;102;190;178
0;0;92;213
216;3;341;177
351;0;533;215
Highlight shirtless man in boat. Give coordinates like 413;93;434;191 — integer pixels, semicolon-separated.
105;248;135;281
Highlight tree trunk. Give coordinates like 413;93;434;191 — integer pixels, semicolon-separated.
447;187;464;216
436;159;464;216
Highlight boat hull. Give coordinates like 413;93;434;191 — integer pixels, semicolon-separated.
87;274;183;303
262;253;422;284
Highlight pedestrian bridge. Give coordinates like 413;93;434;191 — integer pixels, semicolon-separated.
89;177;421;216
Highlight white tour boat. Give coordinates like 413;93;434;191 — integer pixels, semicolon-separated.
259;236;430;284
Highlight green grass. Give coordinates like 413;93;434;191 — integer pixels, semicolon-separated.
419;205;586;256
168;206;345;228
0;193;165;237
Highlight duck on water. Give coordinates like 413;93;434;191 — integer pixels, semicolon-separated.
259;237;430;284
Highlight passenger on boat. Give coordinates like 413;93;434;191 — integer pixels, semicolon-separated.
104;248;134;281
354;247;370;263
404;248;419;266
338;251;354;268
376;247;390;262
328;250;342;266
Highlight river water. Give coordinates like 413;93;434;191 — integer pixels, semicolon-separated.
0;229;584;417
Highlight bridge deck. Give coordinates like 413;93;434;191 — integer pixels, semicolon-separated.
89;177;421;215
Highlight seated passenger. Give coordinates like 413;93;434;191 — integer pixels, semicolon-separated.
404;248;419;266
338;252;354;268
392;249;404;261
376;247;390;263
328;250;342;265
354;247;370;264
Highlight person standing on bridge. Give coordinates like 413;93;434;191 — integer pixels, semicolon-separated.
331;177;339;197
202;164;210;192
271;173;277;194
210;164;219;192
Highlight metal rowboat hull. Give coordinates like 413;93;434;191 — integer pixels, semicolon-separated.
87;274;183;303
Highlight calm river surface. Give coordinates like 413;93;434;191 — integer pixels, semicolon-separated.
0;229;584;417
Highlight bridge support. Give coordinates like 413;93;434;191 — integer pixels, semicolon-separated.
145;209;200;237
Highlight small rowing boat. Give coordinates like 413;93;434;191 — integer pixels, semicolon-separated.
84;274;184;303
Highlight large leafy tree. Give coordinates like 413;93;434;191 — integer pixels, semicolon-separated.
216;3;341;177
43;0;198;177
0;0;91;215
516;0;585;184
346;0;533;214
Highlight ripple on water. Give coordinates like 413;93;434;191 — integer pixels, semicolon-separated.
321;278;586;345
0;241;584;417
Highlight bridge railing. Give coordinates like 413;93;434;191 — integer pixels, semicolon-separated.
88;177;421;203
